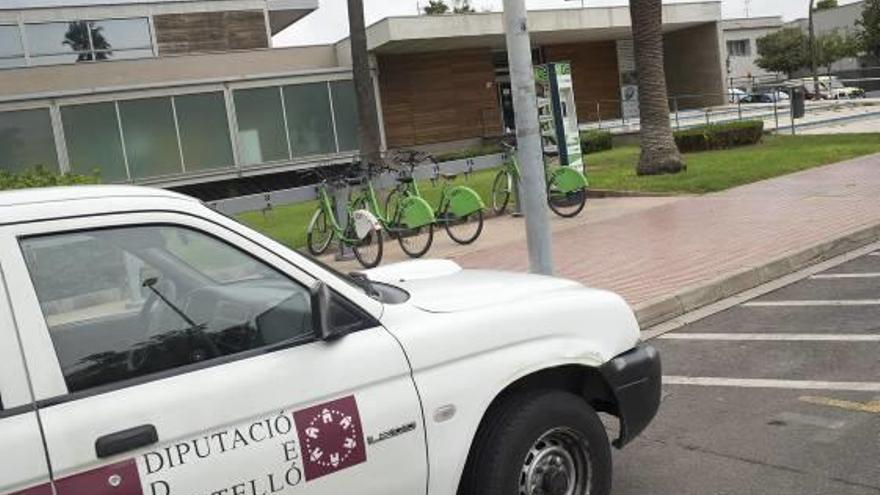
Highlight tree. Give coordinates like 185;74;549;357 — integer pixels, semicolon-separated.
453;0;476;13
756;28;808;77
346;0;382;166
424;0;475;14
815;0;838;10
628;0;684;175
856;0;880;59
423;0;449;14
815;29;862;73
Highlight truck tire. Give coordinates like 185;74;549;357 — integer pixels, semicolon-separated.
459;390;612;495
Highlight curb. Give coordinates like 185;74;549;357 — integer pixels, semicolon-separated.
632;222;880;328
586;188;682;198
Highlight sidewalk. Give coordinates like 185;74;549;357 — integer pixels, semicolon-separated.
331;153;880;326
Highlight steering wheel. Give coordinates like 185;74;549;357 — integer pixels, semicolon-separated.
126;282;221;373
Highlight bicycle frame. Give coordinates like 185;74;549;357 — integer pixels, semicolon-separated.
313;182;374;244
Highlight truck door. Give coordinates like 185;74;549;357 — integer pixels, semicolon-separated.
0;265;52;495
2;214;427;495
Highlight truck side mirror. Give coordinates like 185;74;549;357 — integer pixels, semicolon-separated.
310;282;340;341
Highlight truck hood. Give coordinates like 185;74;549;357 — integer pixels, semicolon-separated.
364;259;581;313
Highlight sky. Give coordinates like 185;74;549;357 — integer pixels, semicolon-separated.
274;0;861;47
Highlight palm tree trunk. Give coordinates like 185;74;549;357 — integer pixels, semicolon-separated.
629;0;685;175
346;0;382;166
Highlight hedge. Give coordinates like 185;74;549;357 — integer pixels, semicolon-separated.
0;166;100;191
674;120;764;153
580;130;613;154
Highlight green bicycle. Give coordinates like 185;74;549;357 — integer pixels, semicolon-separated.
429;157;485;245
349;163;436;259
306;174;384;268
493;138;588;218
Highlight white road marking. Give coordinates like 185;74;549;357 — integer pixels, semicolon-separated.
659;333;880;341
743;299;880;307
810;272;880;279
663;376;880;392
868;252;880;257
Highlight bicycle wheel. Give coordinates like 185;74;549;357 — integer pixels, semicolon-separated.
491;170;511;215
348;222;383;269
398;222;434;258
306;208;334;256
547;177;587;218
444;209;484;245
383;189;403;238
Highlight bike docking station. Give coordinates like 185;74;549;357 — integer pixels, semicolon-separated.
494;62;588;219
535;61;585;174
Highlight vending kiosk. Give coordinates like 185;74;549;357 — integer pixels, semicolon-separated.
534;62;584;172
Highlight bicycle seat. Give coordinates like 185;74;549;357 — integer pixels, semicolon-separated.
440;172;458;180
396;176;414;184
344;176;366;186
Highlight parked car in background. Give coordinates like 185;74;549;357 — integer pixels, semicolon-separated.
746;89;791;103
728;87;749;103
791;76;865;100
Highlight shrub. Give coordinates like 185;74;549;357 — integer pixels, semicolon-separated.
674;120;764;152
580;130;613;154
0;166;100;191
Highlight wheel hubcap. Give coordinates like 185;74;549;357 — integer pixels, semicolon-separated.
520;428;590;495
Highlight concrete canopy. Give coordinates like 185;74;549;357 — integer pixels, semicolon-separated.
0;0;316;34
336;1;721;56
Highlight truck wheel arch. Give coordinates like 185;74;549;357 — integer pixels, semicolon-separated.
455;364;618;494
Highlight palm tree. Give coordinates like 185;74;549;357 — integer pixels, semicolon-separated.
628;0;685;175
346;0;382;167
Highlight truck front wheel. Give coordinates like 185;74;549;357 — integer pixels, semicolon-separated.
459;390;612;495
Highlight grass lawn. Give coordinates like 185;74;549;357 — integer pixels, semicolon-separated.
586;133;880;194
237;133;880;249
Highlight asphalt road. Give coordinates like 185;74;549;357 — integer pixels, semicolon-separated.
611;251;880;494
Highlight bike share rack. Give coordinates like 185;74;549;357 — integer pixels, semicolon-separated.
207;153;506;216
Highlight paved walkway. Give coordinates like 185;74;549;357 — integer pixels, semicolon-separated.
331;153;880;313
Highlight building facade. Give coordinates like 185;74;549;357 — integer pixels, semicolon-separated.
1;0;727;191
722;16;784;85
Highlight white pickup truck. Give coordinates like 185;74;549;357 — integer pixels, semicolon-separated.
0;186;660;495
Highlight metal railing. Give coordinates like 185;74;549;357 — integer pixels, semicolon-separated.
579;84;880;136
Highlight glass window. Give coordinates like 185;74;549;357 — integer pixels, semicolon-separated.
726;39;751;57
20;225;314;393
61;102;128;182
283;83;336;157
330;81;360;152
26;18;152;66
174;92;234;171
0;108;59;173
118;97;182;179
92;18;152;51
233;87;290;165
0;25;25;69
27;22;90;65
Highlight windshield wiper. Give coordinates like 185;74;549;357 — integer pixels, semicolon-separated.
348;272;380;299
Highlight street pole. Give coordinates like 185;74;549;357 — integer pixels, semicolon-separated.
503;0;554;275
808;0;820;98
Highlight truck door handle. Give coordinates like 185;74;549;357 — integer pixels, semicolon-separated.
95;424;158;458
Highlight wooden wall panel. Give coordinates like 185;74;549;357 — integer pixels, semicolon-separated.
377;49;501;148
543;41;621;121
154;10;268;56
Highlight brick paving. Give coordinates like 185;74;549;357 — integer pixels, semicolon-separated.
455;153;880;306
331;153;880;309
